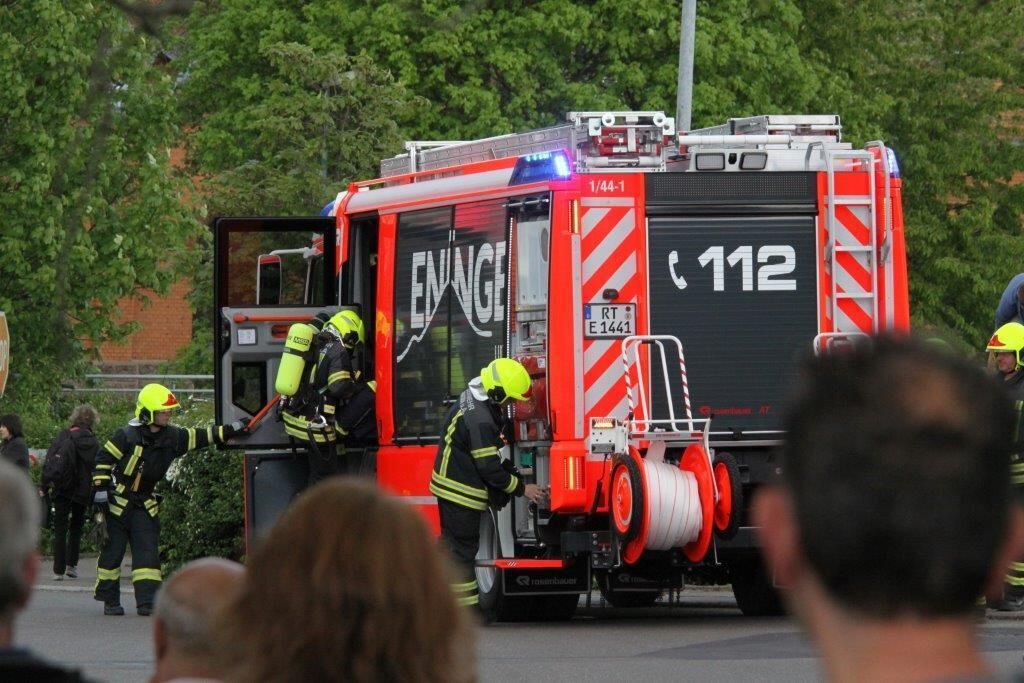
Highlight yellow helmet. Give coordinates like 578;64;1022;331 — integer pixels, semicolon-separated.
480;358;532;404
136;383;180;425
987;322;1024;370
326;312;358;347
337;309;365;344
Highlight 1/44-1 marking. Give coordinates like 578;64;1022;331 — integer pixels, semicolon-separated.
588;179;626;193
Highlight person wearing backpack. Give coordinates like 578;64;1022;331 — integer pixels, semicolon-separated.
41;405;99;581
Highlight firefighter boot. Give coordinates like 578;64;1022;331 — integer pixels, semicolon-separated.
137;606;153;616
104;602;125;616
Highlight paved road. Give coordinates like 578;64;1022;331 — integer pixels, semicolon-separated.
15;561;1024;682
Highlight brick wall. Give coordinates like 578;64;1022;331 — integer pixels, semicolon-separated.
98;279;193;362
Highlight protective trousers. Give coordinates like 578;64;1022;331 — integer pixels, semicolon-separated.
437;499;481;606
290;436;337;488
94;505;162;609
1005;459;1024;604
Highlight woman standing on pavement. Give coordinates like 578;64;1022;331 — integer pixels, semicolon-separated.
41;405;99;581
0;413;29;471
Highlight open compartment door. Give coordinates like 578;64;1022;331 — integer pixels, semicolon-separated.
213;216;338;449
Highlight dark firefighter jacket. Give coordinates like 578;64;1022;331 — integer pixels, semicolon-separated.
282;339;357;444
430;379;524;511
1007;371;1024;488
92;422;239;518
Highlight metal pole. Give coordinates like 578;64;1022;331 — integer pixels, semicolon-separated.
676;0;696;132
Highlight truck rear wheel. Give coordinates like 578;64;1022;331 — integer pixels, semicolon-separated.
476;511;532;623
730;557;785;616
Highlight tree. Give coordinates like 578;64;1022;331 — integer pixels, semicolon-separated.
0;1;204;386
794;0;1024;345
176;5;423;216
297;0;850;139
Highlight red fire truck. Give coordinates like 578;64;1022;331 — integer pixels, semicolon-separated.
213;111;908;620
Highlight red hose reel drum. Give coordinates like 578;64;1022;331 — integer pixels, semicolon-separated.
609;444;717;565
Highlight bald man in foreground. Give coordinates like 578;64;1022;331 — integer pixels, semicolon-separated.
150;558;245;683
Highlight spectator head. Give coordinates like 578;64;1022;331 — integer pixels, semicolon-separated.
0;414;23;441
69;404;98;431
0;458;40;642
756;335;1024;621
214;478;474;683
152;558;245;683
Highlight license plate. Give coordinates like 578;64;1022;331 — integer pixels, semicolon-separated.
584;304;636;338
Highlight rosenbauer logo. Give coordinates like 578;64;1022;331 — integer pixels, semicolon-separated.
398;241;507;363
515;575;581;588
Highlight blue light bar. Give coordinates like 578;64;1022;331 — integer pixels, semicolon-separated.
886;147;900;178
510;151;572;185
319;200;335;216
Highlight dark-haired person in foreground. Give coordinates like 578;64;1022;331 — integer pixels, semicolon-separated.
755;336;1024;682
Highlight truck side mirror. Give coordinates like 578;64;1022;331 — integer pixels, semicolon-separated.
257;254;282;305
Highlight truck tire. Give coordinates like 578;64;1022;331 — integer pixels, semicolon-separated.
476;511;532;623
713;452;742;540
730;558;785;616
596;571;661;608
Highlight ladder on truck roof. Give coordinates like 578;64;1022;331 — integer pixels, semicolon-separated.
815;147;882;352
380;111;676;177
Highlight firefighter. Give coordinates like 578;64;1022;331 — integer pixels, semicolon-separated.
281;312;359;486
332;309;377;474
429;358;546;607
92;384;252;616
987;322;1024;610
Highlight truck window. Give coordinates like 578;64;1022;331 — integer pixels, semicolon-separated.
449;200;508;399
391;200;511;439
393;207;455;439
222;228;319;307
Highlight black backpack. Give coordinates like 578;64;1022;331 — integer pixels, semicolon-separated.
42;430;77;493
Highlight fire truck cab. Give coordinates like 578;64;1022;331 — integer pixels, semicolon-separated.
213;111;908;620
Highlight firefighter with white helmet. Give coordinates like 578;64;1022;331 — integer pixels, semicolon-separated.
430;358;547;607
987;322;1024;610
92;383;252;616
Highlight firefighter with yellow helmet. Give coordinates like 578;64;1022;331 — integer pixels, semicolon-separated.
987;322;1024;610
280;311;360;485
331;309;378;473
430;358;547;607
91;383;252;616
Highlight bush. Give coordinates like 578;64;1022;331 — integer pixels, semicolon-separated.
159;445;246;574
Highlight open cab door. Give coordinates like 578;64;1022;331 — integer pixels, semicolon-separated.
213;217;338;449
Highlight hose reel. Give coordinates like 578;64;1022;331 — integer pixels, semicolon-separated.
610;444;719;565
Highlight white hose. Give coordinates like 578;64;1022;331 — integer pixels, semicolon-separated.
642;460;702;551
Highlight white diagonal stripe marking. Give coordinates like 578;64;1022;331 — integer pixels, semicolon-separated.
583;209;635;279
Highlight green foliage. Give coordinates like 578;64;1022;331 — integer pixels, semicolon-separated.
0;2;205;386
159;445;246;574
177;7;424;216
793;0;1024;348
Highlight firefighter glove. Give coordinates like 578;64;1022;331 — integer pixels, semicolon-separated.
226;417;252;437
88;509;109;549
